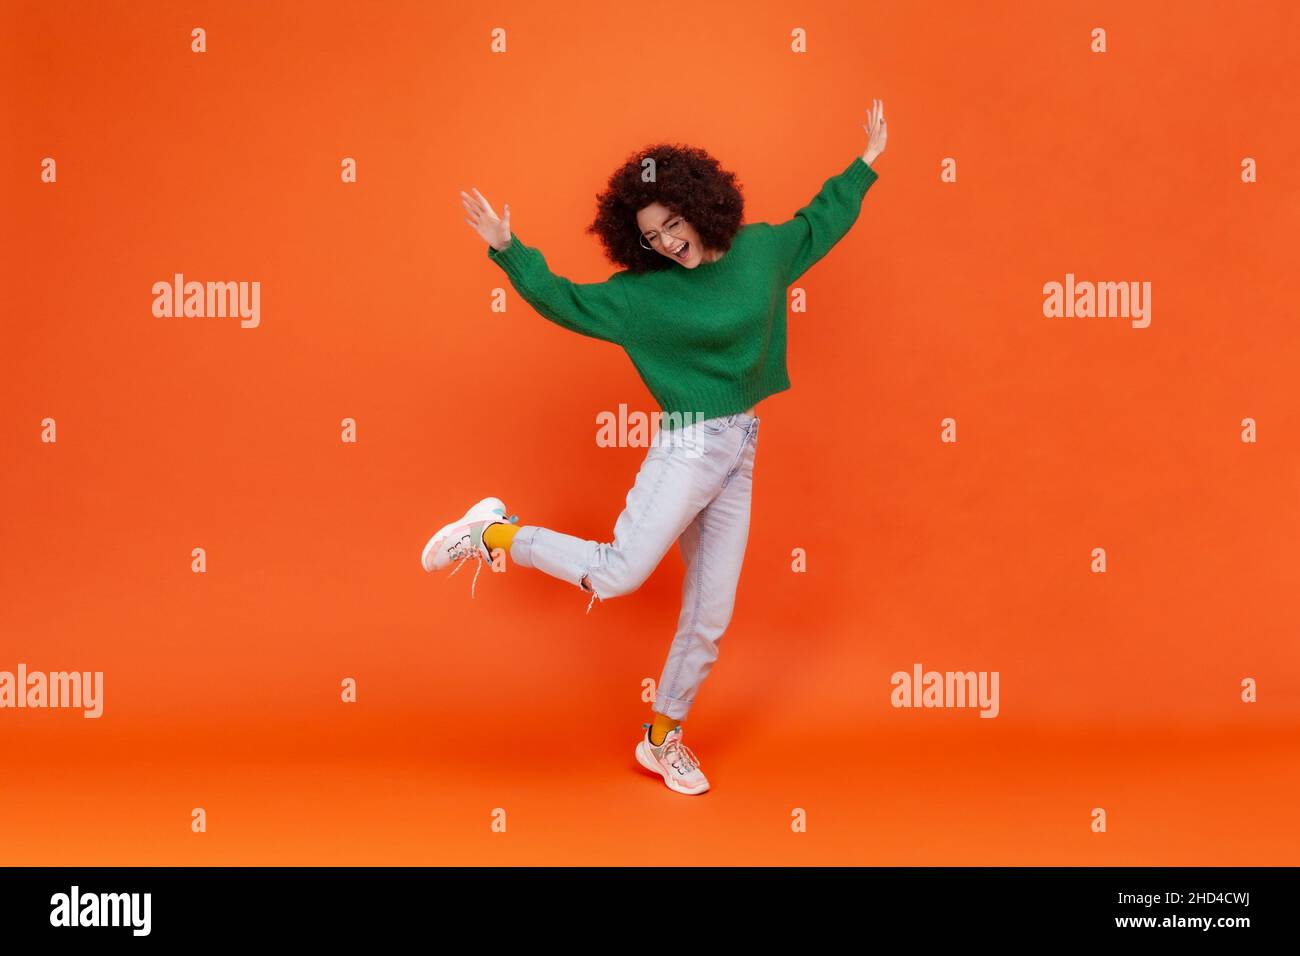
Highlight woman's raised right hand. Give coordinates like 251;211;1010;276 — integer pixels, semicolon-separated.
461;187;512;251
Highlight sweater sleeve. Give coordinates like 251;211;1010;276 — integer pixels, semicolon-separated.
486;231;630;345
769;156;879;285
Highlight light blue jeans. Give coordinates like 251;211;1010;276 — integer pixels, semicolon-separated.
508;410;761;720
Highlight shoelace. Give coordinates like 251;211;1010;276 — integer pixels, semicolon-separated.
642;722;702;773
445;513;517;598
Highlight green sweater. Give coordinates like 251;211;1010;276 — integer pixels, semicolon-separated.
486;155;879;424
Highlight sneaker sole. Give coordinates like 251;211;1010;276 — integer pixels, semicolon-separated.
635;740;710;795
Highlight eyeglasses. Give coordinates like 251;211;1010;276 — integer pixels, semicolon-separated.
639;216;686;251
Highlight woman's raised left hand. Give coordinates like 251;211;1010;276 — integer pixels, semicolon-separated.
862;99;887;166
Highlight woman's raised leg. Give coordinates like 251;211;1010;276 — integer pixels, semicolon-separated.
508;437;726;605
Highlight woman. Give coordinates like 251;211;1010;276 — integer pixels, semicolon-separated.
423;100;887;795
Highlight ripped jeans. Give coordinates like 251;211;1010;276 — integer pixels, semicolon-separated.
508;410;760;721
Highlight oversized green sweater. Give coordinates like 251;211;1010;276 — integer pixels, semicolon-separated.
486;155;879;424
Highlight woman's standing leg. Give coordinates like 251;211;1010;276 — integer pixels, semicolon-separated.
652;416;759;722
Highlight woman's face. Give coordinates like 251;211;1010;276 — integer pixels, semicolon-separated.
635;203;713;268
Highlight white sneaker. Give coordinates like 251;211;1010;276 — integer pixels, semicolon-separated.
636;723;710;795
420;497;516;592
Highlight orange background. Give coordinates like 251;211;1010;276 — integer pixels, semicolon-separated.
2;0;1298;865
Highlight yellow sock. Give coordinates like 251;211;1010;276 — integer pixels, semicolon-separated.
482;520;520;554
650;713;680;746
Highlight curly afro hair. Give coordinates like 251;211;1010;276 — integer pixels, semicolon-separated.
585;143;745;273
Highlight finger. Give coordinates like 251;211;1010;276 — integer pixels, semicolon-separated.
471;187;496;218
461;196;480;217
463;187;485;213
502;202;510;229
460;189;483;214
